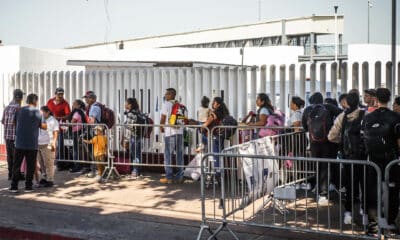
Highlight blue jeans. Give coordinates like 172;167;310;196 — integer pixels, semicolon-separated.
164;134;184;180
212;135;225;174
130;136;142;174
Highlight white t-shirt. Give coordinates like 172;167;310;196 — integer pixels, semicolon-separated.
197;107;210;122
161;100;185;137
38;116;59;145
287;109;303;127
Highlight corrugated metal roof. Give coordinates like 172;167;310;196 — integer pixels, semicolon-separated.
67;15;344;49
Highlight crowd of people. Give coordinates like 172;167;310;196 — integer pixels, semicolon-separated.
2;85;400;235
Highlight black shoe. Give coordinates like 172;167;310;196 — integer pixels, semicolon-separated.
8;187;18;193
39;179;48;185
24;186;33;192
69;167;82;173
43;181;54;188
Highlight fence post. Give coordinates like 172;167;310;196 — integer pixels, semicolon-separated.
270;65;276;107
320;63;326;97
280;65;286;111
310;63;316;94
386;62;393;92
260;65;267;93
375;61;382;89
300;64;306;100
352;62;359;90
362;62;369;91
331;62;338;98
289;64;295;101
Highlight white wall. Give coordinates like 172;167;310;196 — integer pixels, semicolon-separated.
348;44;400;89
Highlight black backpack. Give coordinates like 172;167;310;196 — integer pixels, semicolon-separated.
215;115;238;139
363;111;393;157
341;110;365;158
131;111;153;138
307;104;331;143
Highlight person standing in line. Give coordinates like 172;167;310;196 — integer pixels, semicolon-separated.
1;89;24;180
328;92;367;225
363;89;378;113
36;106;59;187
361;88;400;235
47;87;71;171
82;91;102;177
202;97;230;180
122;98;143;179
9;94;46;193
301;92;342;204
392;96;400;114
159;88;187;184
68;99;88;173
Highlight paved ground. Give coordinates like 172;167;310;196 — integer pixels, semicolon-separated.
0;163;371;240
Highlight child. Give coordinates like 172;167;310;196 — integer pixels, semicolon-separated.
83;125;108;183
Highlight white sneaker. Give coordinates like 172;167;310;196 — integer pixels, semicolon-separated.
344;211;352;224
318;195;328;205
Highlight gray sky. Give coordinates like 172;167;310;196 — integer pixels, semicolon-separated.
0;0;399;49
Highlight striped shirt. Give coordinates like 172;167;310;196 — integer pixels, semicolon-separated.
1;100;20;141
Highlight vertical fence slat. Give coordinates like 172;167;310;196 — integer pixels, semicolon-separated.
279;65;286;111
352;62;359;90
331;63;338;98
375;61;382;88
270;65;276;107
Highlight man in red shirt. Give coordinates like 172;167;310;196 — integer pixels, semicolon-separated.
47;87;71;121
47;87;72;171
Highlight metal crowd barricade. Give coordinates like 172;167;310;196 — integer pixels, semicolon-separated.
108;123;210;178
55;123;114;179
382;158;400;237
197;152;383;240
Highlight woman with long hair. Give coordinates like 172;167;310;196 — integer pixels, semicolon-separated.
123;97;142;179
202;97;230;179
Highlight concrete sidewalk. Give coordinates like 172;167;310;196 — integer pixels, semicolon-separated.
0;166;362;240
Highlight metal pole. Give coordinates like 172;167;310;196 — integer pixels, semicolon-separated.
391;0;396;99
367;0;370;44
334;6;338;63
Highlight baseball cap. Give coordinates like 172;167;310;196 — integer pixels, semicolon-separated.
82;91;96;98
55;87;65;94
364;89;376;96
13;89;24;99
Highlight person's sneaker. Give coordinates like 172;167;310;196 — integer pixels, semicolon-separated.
131;170;138;179
344;211;352;224
317;195;329;205
43;181;54;188
160;178;172;184
86;172;96;178
8;187;18;193
95;175;103;183
174;177;185;184
24;186;33;192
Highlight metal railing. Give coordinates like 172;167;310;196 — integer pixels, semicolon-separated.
197;153;383;240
